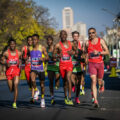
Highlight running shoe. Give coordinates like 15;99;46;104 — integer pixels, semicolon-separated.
12;102;17;109
64;97;73;105
41;98;45;108
64;97;68;104
30;98;34;104
55;86;59;90
80;89;85;95
72;86;75;93
93;100;99;108
68;99;74;105
34;89;40;100
75;97;80;104
51;98;55;105
91;97;95;104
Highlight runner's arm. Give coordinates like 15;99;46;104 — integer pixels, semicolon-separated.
85;40;89;64
53;43;62;60
100;39;109;55
1;51;9;66
42;46;49;62
18;51;22;67
67;42;74;56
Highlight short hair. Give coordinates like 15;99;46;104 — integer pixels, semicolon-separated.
47;35;53;41
88;27;96;32
60;30;67;37
72;31;80;36
27;36;32;41
32;34;39;39
8;38;16;45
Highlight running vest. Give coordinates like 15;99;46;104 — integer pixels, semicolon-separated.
59;41;72;65
72;49;82;73
88;38;103;63
30;45;44;72
47;49;56;65
47;48;59;71
23;46;31;65
7;49;19;68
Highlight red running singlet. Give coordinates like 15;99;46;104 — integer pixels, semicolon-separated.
88;38;103;63
59;41;72;65
59;41;73;78
6;49;20;80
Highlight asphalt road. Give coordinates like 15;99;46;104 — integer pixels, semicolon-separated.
0;72;120;120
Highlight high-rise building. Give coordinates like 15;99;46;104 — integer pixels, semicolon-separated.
62;7;74;29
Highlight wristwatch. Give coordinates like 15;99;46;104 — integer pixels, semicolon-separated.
98;52;101;55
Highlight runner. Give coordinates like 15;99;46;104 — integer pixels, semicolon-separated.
46;36;60;105
22;36;33;89
85;27;109;107
53;30;73;105
71;40;85;104
1;38;22;109
30;34;48;108
72;31;85;95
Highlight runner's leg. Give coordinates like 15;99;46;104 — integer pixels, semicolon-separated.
13;76;19;103
48;71;55;97
7;79;14;92
31;71;37;98
90;75;98;102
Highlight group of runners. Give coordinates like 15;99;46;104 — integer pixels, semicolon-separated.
1;27;109;109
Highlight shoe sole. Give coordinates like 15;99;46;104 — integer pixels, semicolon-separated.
93;104;100;108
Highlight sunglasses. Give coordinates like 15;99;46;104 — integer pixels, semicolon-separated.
89;32;95;35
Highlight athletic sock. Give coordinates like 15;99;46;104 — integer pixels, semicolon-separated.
34;87;38;91
41;94;44;99
82;86;84;90
80;85;82;90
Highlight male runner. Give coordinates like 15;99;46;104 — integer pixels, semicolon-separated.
85;28;109;107
22;36;33;89
53;30;73;105
72;31;85;95
2;38;22;108
30;34;48;108
46;36;60;105
71;40;85;104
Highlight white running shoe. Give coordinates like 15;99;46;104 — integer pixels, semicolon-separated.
41;98;45;108
34;90;40;100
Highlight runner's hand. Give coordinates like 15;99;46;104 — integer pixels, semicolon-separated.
7;63;11;67
67;50;73;56
93;50;99;55
40;57;45;62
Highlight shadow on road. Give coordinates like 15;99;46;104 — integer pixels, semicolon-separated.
85;117;106;120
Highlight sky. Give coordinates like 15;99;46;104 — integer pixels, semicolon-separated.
33;0;120;35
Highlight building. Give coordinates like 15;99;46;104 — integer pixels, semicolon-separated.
62;7;74;29
62;7;87;41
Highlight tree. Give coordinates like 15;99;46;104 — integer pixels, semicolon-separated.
0;0;57;51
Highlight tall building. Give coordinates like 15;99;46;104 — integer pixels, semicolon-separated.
62;7;74;29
